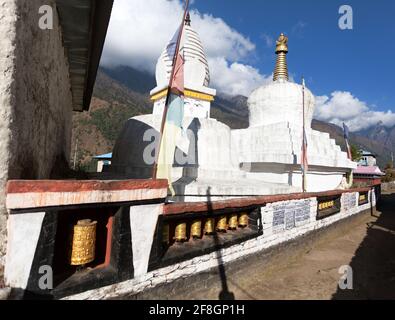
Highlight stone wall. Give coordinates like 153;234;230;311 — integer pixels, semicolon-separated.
382;181;395;192
64;190;374;300
0;0;18;283
0;0;73;281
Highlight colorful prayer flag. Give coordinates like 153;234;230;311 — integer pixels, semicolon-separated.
155;2;189;195
301;78;308;192
343;122;352;160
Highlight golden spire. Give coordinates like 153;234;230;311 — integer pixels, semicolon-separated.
273;33;289;81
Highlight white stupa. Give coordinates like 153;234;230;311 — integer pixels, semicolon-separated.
151;13;216;120
232;33;356;190
111;17;356;201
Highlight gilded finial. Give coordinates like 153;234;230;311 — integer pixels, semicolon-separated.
185;12;191;26
275;33;288;53
273;33;289;81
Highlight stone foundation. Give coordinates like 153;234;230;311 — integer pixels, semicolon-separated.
2;180;378;299
61;187;376;300
124;207;373;300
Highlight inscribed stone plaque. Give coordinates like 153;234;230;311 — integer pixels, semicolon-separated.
273;210;285;226
285;210;295;230
295;204;310;225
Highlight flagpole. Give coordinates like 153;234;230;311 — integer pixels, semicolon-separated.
343;122;352;160
302;77;306;192
152;0;190;179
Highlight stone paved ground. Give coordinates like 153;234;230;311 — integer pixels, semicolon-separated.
165;192;395;300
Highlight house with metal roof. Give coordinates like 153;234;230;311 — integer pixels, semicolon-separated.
93;153;113;172
358;150;378;167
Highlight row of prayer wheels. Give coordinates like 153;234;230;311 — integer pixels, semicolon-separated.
163;213;250;243
318;200;335;211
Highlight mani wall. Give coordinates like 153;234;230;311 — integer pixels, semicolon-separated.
3;179;378;299
0;0;73;279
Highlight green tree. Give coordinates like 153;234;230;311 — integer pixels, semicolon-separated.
350;144;362;162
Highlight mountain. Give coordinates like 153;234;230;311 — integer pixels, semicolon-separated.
211;95;249;129
357;121;395;151
311;120;392;168
100;65;155;95
71;65;391;170
71;66;249;169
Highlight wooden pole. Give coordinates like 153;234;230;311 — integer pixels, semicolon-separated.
302;77;306;193
152;0;190;179
73;138;78;170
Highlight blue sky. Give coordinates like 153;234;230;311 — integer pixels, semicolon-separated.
102;0;395;131
195;0;395;111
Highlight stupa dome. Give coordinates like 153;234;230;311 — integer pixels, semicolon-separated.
248;33;315;128
248;81;315;128
155;14;210;90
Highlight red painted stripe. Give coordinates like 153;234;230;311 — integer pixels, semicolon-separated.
6;179;168;194
163;186;378;216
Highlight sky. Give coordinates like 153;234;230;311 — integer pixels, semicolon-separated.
101;0;395;132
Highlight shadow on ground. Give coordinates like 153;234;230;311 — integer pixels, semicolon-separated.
332;193;395;299
206;187;235;300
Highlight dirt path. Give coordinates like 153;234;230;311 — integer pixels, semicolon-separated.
166;192;395;300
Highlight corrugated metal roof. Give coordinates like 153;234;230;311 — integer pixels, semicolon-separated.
354;165;384;175
360;150;376;157
93;153;112;160
56;0;114;111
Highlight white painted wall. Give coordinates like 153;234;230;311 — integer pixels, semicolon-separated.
129;204;163;278
153;97;211;119
4;212;46;289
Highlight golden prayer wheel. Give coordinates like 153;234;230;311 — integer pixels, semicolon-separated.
70;219;97;266
174;222;187;242
239;213;249;228
228;214;238;230
191;220;202;239
216;216;227;232
162;223;170;244
204;218;215;235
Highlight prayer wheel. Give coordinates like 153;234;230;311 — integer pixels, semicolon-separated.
204;218;215;235
174;222;187;242
228;214;238;230
216;216;227;232
162;223;170;244
191;220;202;239
238;213;249;228
70;219;97;266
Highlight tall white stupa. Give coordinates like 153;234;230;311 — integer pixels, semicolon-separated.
111;15;356;201
150;13;216;120
232;33;356;190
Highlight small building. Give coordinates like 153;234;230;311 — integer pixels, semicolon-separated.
93;153;112;172
358;150;377;167
353;165;384;200
354;165;384;184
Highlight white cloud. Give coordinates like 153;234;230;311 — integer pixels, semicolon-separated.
261;33;274;48
291;21;307;37
314;91;395;131
101;0;269;96
209;57;272;96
